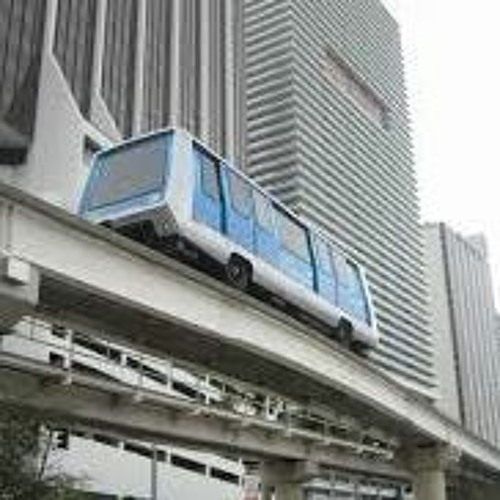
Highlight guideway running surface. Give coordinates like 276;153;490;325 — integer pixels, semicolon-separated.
1;183;500;476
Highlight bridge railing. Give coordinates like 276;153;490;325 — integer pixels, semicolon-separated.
0;316;396;461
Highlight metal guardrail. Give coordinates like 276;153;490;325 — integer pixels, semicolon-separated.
1;317;397;461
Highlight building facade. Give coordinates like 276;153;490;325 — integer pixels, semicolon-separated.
0;0;245;497
0;0;245;210
424;223;500;446
244;0;434;395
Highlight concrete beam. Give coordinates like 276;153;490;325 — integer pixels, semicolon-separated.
1;184;500;475
0;351;406;478
0;256;39;330
402;445;461;500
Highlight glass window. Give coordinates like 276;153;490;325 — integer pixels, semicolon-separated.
88;134;169;209
316;237;334;274
338;257;369;321
196;147;220;201
253;190;275;232
227;169;253;217
276;209;310;261
345;261;363;295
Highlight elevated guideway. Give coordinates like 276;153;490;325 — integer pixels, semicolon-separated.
1;182;500;483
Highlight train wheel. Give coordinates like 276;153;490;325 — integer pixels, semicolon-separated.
351;340;370;357
226;255;251;291
336;318;353;346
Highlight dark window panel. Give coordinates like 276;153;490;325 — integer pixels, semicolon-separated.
143;0;171;131
54;0;96;117
102;0;136;135
0;0;46;143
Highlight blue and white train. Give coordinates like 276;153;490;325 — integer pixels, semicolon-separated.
79;129;378;352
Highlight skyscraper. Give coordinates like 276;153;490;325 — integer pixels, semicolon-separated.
424;223;500;446
0;1;246;497
0;0;244;209
244;0;434;395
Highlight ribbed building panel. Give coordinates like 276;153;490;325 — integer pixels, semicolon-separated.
0;0;46;150
142;0;172;131
140;0;242;161
102;0;137;136
244;0;435;393
54;0;97;117
425;225;500;446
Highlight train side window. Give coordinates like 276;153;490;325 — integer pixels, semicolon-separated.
338;257;369;321
316;238;334;275
345;261;364;296
197;147;220;201
253;190;275;232
276;209;310;262
227;169;253;217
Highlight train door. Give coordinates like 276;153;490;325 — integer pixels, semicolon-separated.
252;190;279;265
192;145;224;233
336;257;370;324
312;235;338;305
275;208;314;289
222;167;254;251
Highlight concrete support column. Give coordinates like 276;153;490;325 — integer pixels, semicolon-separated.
413;467;447;500
274;482;303;500
261;459;320;500
405;444;461;500
169;0;182;126
223;0;235;162
42;0;59;55
199;0;210;143
90;0;107;96
261;484;273;500
132;0;147;134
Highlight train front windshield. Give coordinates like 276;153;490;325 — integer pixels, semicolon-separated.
82;134;171;213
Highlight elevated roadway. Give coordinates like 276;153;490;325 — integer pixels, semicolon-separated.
1;183;500;489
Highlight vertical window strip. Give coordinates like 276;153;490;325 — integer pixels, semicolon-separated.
0;0;14;110
2;0;22;110
12;0;28;94
102;0;136;134
219;0;227;157
0;1;14;90
71;0;82;107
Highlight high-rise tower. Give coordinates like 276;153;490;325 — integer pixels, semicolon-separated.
244;0;434;394
425;223;500;446
0;0;244;209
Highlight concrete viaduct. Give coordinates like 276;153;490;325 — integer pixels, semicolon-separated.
1;183;499;500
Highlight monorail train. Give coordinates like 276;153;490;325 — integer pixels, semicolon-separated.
79;129;378;352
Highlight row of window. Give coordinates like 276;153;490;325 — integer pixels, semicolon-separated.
198;145;320;262
196;144;365;289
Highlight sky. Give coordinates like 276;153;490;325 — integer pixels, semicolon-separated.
381;0;500;308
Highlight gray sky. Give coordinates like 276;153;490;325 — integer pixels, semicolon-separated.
382;0;500;307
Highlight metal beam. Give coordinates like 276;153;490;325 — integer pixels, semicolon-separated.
0;183;500;474
0;350;407;479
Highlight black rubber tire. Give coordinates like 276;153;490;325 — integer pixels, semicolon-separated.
351;340;370;357
336;318;353;346
226;255;251;291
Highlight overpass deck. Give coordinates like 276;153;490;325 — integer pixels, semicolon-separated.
0;183;499;477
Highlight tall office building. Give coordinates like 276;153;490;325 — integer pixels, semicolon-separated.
0;0;245;497
424;223;500;446
0;0;245;210
244;0;434;395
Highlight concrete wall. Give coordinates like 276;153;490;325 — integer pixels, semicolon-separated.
424;223;500;447
424;224;461;421
1;0;245;212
